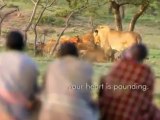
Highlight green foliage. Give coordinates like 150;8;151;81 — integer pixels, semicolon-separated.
5;0;27;2
6;3;19;8
65;0;109;19
39;15;55;25
53;18;65;26
53;7;72;17
110;0;150;5
149;0;160;16
39;15;65;26
66;0;89;9
4;0;33;9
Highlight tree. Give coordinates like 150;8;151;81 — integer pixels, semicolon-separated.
148;0;160;16
24;0;57;55
108;0;152;31
66;0;108;31
24;0;41;43
50;11;75;55
31;0;56;55
0;2;19;36
50;1;89;55
110;0;123;31
129;1;149;31
108;3;125;19
66;0;152;32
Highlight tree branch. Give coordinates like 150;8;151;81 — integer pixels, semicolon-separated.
24;0;41;42
46;0;56;7
120;2;144;6
32;0;57;55
0;8;19;35
49;2;89;55
33;6;47;55
50;11;75;55
129;1;149;31
0;0;5;4
0;4;6;10
30;0;36;5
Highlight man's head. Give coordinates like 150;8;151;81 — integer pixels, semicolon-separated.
6;31;25;51
125;44;148;62
57;42;79;57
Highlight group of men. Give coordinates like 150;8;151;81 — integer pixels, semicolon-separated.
0;31;159;120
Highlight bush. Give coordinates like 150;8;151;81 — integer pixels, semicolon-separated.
53;18;65;26
39;16;65;27
53;7;72;17
40;16;56;25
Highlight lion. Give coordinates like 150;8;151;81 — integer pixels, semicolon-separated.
80;32;94;44
93;25;142;52
43;39;56;53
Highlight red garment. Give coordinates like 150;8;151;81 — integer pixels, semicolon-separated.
99;58;160;120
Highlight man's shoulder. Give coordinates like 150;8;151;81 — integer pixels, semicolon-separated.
1;51;37;67
48;56;93;74
51;56;91;65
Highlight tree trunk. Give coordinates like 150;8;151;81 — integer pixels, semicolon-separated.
32;0;56;55
129;3;149;31
89;16;94;32
108;3;113;15
0;21;2;36
24;0;41;43
114;7;123;31
111;1;123;31
120;6;125;19
33;7;46;56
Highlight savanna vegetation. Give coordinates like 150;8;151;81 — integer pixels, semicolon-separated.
0;0;160;106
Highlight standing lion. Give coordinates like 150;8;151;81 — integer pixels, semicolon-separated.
93;25;142;60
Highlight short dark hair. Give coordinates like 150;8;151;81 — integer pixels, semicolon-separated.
133;44;148;61
6;31;25;51
57;42;79;57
